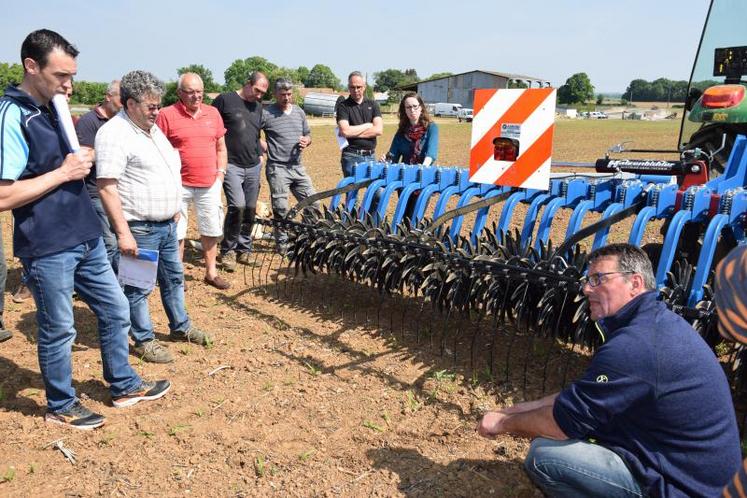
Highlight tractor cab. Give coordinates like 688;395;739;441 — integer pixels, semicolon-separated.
680;0;747;177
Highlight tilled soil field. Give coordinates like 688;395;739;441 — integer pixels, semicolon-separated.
0;119;681;496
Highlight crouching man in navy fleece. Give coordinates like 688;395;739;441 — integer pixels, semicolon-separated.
477;243;740;498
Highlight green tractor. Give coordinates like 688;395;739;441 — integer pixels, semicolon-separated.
680;0;747;177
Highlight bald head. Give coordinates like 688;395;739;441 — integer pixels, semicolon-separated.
177;72;204;112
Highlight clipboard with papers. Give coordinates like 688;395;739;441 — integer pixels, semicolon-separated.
118;249;159;290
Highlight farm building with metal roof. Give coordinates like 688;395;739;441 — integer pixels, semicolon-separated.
400;70;550;109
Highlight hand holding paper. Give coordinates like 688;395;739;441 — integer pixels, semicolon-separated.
58;149;93;182
118;249;159;290
52;93;93;182
335;127;348;150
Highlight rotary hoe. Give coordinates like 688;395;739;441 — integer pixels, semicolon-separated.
246;0;747;402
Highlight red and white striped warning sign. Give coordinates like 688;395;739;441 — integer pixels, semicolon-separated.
469;88;556;190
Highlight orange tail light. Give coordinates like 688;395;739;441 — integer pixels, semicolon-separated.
701;84;746;109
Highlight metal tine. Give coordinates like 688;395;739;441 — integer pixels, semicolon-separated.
257;241;272;290
469;274;490;369
275;247;291;300
263;246;277;293
540;286;572;394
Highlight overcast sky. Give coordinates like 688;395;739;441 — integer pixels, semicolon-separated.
0;0;710;93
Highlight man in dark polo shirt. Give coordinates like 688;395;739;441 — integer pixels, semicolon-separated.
0;29;169;430
336;71;383;178
75;79;121;267
477;243;740;497
211;71;268;271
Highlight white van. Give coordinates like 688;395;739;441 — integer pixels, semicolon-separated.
587;111;608;119
457;108;473;122
432;102;462;117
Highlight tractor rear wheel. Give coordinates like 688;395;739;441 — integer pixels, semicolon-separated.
685;123;747;179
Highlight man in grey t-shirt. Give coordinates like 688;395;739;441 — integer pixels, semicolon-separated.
261;78;319;253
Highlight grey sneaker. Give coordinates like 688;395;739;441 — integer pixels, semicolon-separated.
170;327;213;347
45;400;105;430
236;252;252;265
220;251;237;272
133;340;174;363
112;379;171;408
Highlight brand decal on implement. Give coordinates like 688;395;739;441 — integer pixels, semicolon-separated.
596;375;609;383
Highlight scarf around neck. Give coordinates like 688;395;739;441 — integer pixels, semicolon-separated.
406;123;426;164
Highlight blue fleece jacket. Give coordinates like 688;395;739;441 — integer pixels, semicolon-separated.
554;291;740;498
0;86;100;258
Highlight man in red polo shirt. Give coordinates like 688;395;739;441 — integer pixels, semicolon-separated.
156;72;230;290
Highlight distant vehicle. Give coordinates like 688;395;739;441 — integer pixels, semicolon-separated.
457;108;473;122
587;111;608;119
431;102;463;117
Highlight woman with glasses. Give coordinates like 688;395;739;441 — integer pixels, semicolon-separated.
382;92;438;166
381;93;439;223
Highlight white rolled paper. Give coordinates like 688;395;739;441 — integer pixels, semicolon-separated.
51;93;80;152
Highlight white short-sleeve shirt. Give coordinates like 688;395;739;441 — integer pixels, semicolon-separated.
96;111;182;221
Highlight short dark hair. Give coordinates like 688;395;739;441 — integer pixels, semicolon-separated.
246;71;268;86
21;29;78;71
588;243;656;290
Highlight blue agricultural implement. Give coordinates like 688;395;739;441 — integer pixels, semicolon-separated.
248;0;747;412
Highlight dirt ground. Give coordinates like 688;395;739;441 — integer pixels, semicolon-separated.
0;119;681;496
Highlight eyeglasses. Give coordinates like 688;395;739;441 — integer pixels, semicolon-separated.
580;271;635;287
179;89;203;96
405;104;421;111
139;101;161;112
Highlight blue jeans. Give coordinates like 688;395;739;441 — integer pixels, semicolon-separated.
221;162;261;255
20;237;141;412
125;220;191;345
340;150;374;178
525;438;645;498
90;196;119;272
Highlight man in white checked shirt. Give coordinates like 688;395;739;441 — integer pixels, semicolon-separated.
97;70;212;364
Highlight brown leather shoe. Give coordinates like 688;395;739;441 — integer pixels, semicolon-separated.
204;275;231;290
12;283;32;303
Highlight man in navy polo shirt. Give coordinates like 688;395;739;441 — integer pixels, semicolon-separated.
0;29;170;430
477;243;740;497
75;79;121;268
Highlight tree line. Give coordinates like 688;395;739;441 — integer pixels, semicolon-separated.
0;58;456;106
6;57;720;108
556;73;724;105
623;78;720;103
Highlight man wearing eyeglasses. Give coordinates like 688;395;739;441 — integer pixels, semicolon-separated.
156;73;229;290
478;243;739;497
336;71;383;178
97;70;212;364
